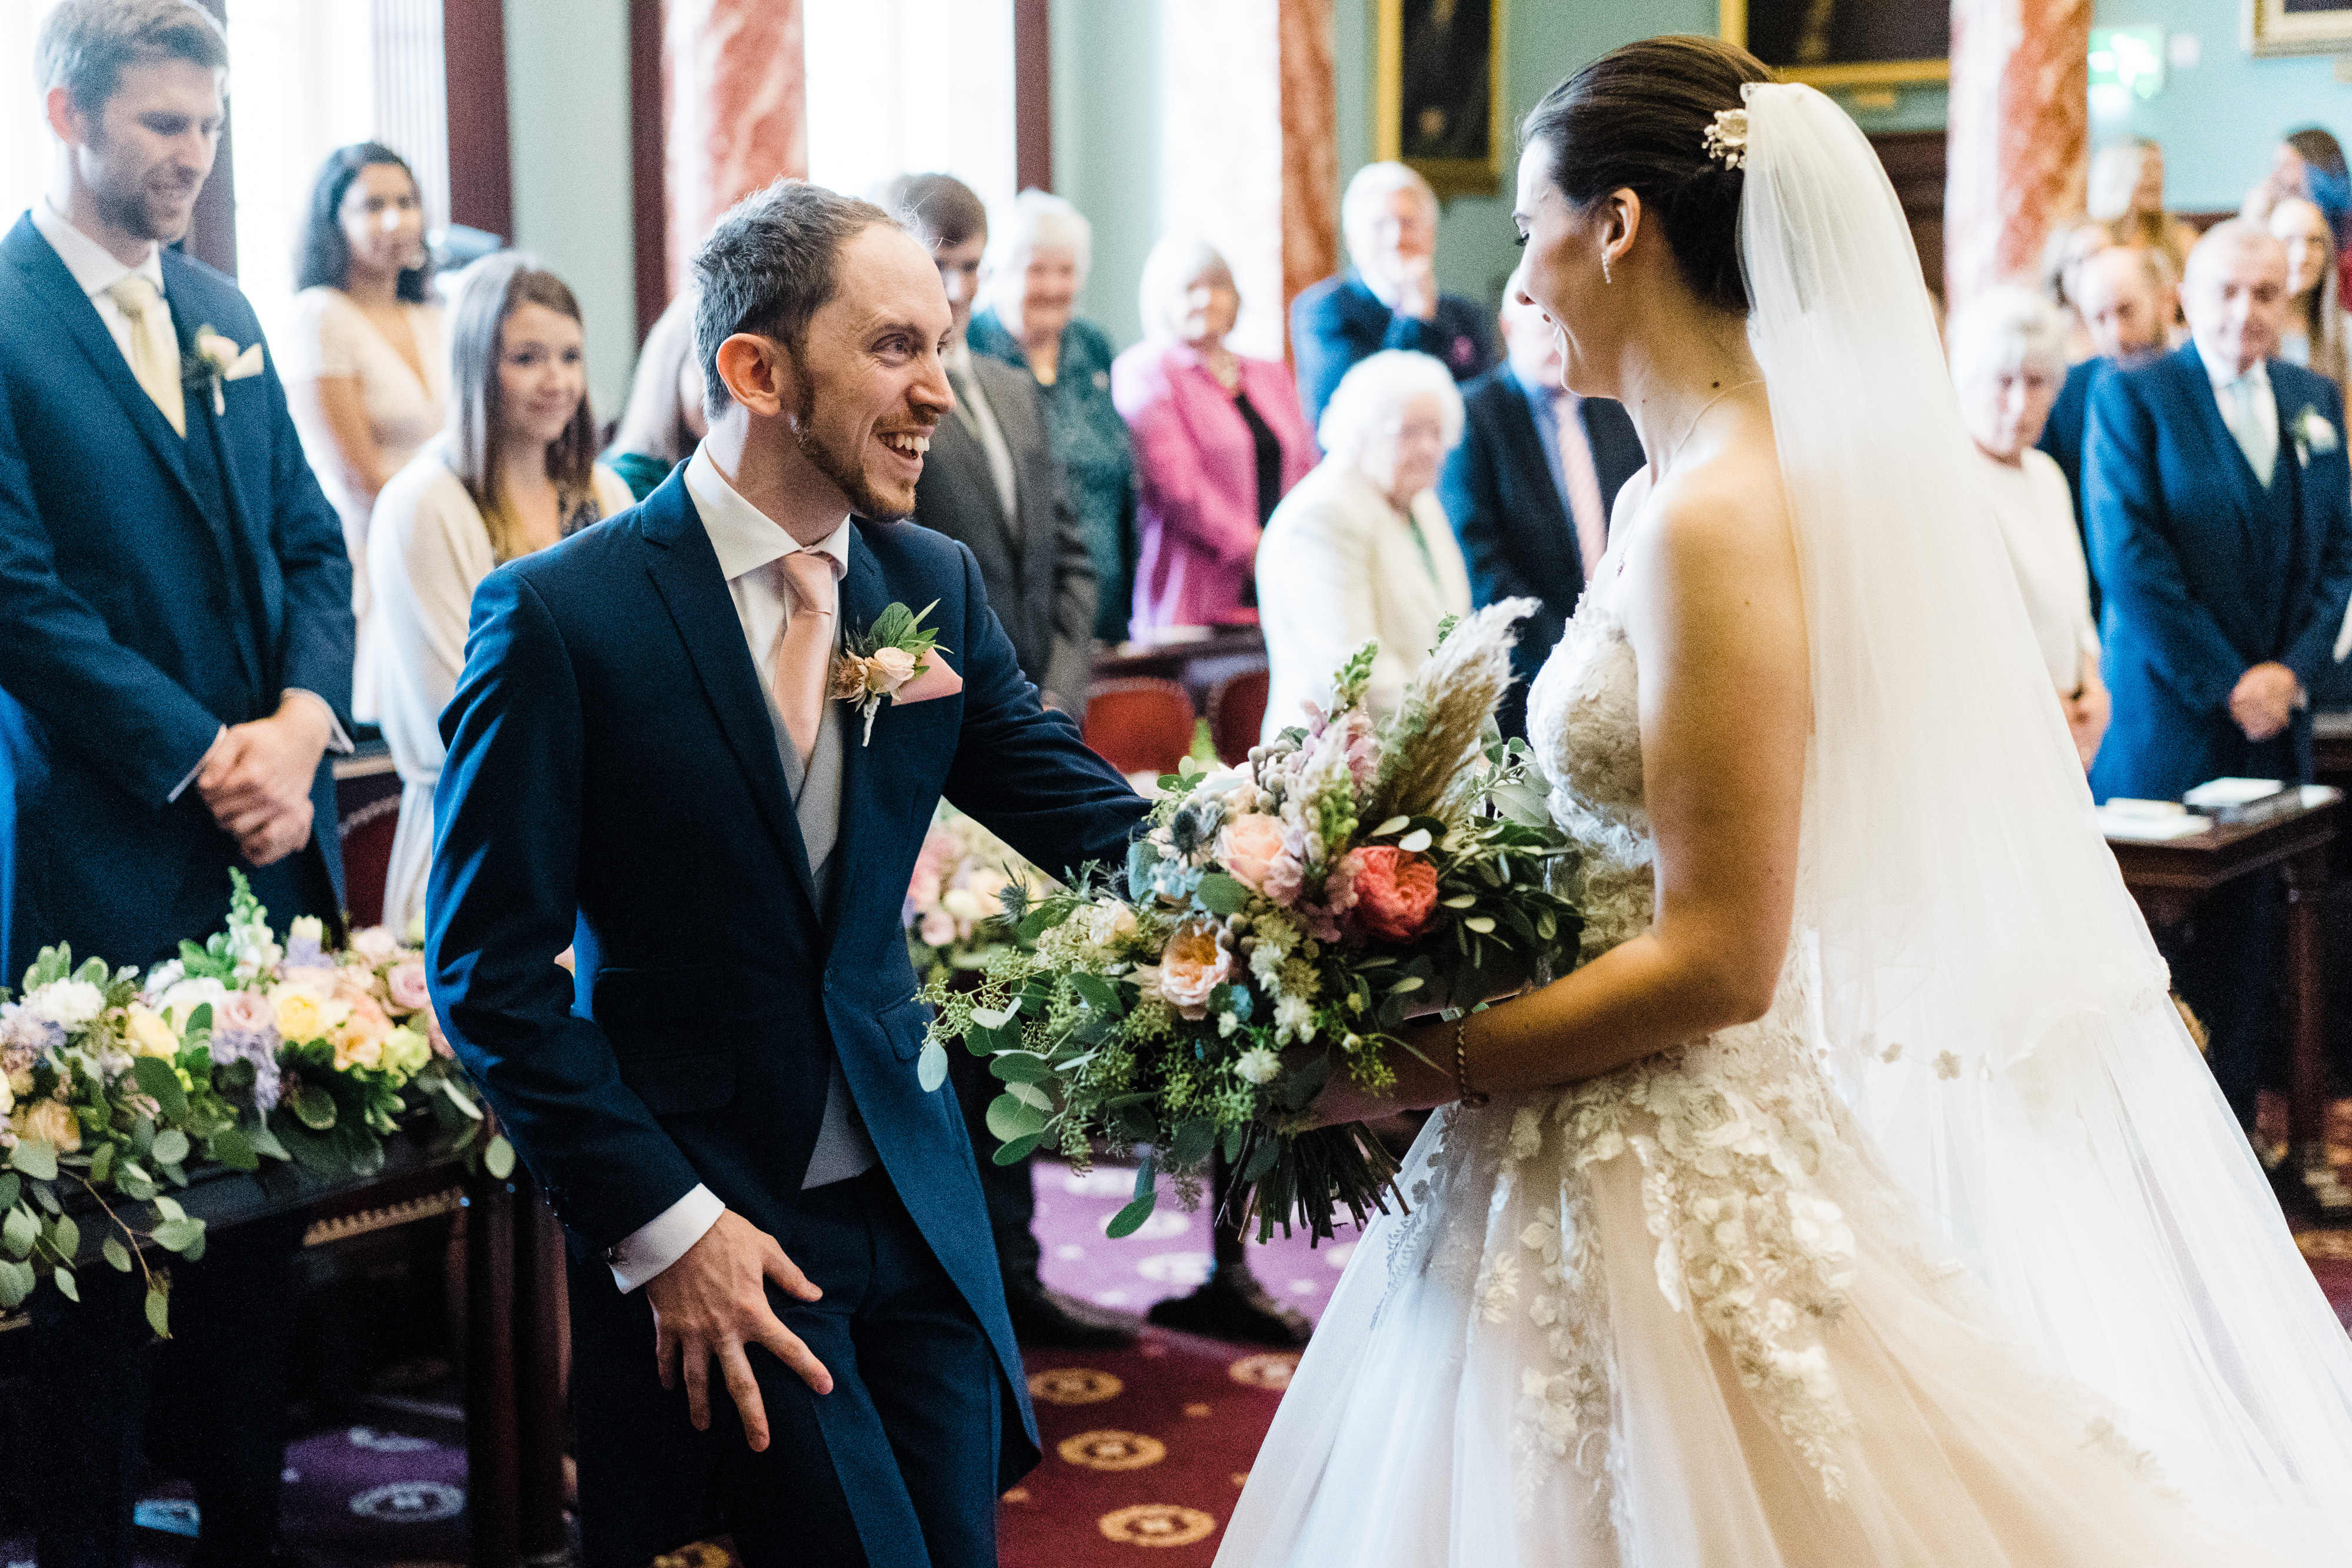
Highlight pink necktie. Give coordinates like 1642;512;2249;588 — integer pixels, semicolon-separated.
1558;394;1610;580
773;551;838;769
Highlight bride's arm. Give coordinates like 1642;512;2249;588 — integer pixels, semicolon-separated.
1327;462;1811;1116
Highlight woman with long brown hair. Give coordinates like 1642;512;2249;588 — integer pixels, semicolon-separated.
365;254;632;931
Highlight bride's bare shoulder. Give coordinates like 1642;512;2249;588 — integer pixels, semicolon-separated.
1624;424;1798;606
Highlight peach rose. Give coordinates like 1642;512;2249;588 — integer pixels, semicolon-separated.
1217;813;1288;897
1154;921;1232;1018
867;645;918;691
918;908;958;948
347;925;402;967
14;1096;79;1154
1348;846;1440;943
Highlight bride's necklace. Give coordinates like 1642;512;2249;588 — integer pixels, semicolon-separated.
1653;377;1763;478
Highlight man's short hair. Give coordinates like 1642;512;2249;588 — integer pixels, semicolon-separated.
36;0;227;116
2188;217;2287;281
886;172;987;250
690;178;900;418
1341;161;1437;253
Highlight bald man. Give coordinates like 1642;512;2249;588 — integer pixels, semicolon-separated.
2040;244;2170;588
2086;220;2352;1127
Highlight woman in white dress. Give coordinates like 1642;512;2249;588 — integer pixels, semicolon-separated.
279;143;449;709
366;255;632;933
1218;38;2352;1566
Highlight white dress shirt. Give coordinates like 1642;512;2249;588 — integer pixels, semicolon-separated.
28;199;352;796
603;444;877;1292
2204;351;2279;489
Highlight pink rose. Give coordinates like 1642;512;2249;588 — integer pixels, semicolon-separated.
1347;847;1439;943
907;827;960;913
918;908;957;948
1154;921;1232;1018
216;989;276;1035
347;926;401;967
867;646;918;691
386;961;430;1014
1217;813;1287;895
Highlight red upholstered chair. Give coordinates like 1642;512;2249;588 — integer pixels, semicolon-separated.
338;794;401;931
1207;667;1270;764
1081;678;1197;777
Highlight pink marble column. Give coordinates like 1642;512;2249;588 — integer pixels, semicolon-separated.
662;0;809;299
1946;0;2093;309
1279;0;1339;357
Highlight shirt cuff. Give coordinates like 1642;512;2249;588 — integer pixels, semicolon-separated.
606;1183;724;1293
167;725;229;804
284;688;354;754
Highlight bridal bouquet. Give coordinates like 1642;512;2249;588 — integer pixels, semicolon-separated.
923;600;1579;1243
0;874;502;1330
903;805;1056;986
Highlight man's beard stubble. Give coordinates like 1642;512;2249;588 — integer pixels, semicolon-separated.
88;135;198;246
789;373;923;523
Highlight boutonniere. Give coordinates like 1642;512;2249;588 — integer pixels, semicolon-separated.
181;325;264;416
830;599;963;744
2294;404;2341;468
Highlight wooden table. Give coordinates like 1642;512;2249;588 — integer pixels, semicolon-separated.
1094;628;1267;714
2106;788;2346;1215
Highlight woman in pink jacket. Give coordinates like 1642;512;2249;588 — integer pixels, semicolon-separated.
1114;238;1318;641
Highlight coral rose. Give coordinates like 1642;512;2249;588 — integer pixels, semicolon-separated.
1349;847;1440;942
1217;813;1287;896
1155;921;1232;1018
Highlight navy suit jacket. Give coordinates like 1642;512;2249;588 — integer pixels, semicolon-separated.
1439;367;1642;736
1289;269;1496;431
425;469;1147;1485
2084;343;2352;801
0;216;351;977
2037;359;2101;551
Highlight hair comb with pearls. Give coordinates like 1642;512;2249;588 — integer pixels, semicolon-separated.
1702;108;1749;170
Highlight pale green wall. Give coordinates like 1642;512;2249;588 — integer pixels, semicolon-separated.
503;0;634;419
1051;0;1164;347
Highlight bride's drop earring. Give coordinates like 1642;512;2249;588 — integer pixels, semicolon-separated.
1602;251;1613;286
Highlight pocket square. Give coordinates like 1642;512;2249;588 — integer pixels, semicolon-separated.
894;658;963;705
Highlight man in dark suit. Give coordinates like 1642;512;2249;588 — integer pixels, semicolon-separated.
427;181;1149;1568
885;173;1130;1350
2039;242;2167;596
0;5;353;1564
2087;220;2352;1126
1440;269;1643;737
1291;162;1495;430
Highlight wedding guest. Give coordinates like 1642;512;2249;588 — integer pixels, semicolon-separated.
1258;349;1472;742
1439;263;1642;738
2270;196;2351;397
2246;126;2352;300
2040;215;2117;363
279;141;446;707
968;189;1138;644
1291;161;1495;428
2040;244;2169;564
1949;286;2107;770
603;287;705;502
2086;220;2352;1125
366;255;632;934
889;172;1121;1350
0;5;354;1564
2089;138;2199;300
1114;236;1316;641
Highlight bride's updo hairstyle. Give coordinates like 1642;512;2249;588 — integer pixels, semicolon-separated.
1522;36;1773;315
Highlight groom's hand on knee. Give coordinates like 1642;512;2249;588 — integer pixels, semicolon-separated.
645;1209;833;1451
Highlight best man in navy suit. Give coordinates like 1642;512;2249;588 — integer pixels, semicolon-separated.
1441;270;1643;738
426;182;1148;1567
0;6;353;1564
2086;220;2352;1125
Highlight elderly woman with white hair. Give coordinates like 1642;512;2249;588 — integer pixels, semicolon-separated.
1949;284;2109;768
969;189;1139;642
1113;236;1318;640
1256;349;1473;741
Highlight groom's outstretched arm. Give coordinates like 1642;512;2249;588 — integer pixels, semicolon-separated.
938;541;1150;878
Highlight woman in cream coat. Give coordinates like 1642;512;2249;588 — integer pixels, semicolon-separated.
1257;349;1473;738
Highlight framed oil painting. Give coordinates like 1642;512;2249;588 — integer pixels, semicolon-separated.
1375;0;1508;199
1720;0;1951;87
2246;0;2352;58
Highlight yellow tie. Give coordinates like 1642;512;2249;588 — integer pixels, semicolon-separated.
107;273;185;436
773;551;839;771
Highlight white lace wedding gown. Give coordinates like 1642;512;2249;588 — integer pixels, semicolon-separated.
1212;549;2298;1567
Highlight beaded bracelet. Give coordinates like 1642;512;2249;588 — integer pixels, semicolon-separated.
1453;1012;1491;1106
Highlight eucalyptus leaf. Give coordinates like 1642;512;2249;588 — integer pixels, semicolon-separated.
130;1056;188;1119
0;1258;28;1309
2;1205;36;1259
249;1120;290;1162
988;1052;1054;1085
103;1236;132;1273
1398;828;1433;853
1371;815;1410;837
1007;1081;1053;1112
206;1125;258;1172
990;1131;1046;1166
1068;972;1124;1017
985;1094;1047;1144
290;1084;337;1130
145;1284;171;1338
916;1041;949;1094
1168;1118;1217;1169
89;1142;115;1184
0;1174;18;1212
151;1194;185;1223
46;1214;77;1261
1464;916;1496;934
485;1135;516;1180
51;1266;76;1303
149;1129;189;1167
1104;1192;1158;1239
1193;872;1251;917
1132;1150;1157;1203
11;1139;55;1182
970;1005;1014;1032
151;1217;203;1253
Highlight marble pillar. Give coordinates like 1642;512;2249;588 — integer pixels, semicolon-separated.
1946;0;2092;308
1279;0;1339;355
663;0;808;299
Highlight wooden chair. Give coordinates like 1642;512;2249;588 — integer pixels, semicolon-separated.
1207;667;1270;764
338;793;401;931
1081;677;1197;777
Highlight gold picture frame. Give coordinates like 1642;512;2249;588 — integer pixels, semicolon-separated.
1719;0;1951;87
1374;0;1509;200
2245;0;2352;59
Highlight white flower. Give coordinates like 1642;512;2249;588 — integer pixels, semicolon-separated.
347;926;402;967
1217;1011;1240;1037
25;979;105;1029
1272;994;1315;1044
1233;1047;1282;1085
157;975;229;1031
288;914;326;949
2300;406;2340;456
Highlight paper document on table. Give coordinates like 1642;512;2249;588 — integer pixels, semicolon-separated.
2097;809;2214;841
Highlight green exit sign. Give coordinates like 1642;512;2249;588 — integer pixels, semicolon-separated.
2090;26;2167;101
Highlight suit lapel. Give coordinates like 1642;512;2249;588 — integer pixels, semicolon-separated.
2174;345;2264;517
825;529;891;955
637;480;823;921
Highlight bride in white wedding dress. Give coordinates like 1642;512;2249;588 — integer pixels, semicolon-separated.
1216;37;2352;1566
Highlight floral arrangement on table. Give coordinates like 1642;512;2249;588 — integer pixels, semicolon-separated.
923;600;1582;1245
0;874;504;1331
904;805;1058;991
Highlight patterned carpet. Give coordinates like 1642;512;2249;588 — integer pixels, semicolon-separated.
15;1132;2352;1566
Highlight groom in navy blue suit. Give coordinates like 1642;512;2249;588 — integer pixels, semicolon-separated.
0;6;353;1565
2086;220;2352;1124
427;182;1148;1567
